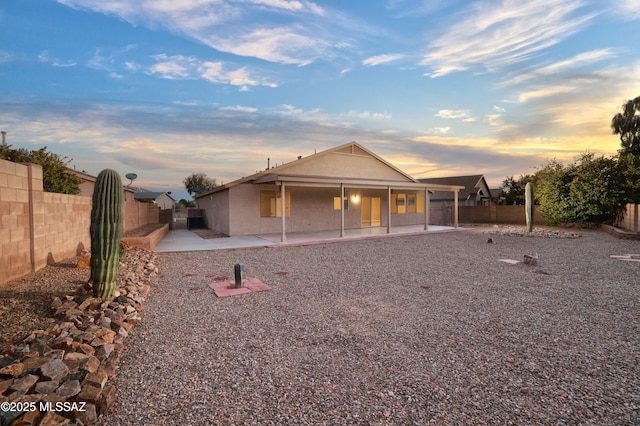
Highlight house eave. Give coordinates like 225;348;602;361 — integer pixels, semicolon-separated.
253;174;463;192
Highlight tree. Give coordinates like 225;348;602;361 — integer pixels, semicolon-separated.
0;145;81;194
183;172;217;196
535;154;626;225
534;160;572;225
611;96;640;204
612;95;640;156
501;174;535;205
617;152;640;203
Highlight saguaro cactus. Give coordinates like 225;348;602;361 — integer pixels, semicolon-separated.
525;182;534;233
90;169;123;300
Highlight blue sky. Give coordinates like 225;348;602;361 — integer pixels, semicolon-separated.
1;0;639;201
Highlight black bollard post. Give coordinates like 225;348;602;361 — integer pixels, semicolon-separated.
234;263;245;288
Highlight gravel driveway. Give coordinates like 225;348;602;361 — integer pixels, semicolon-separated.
100;227;639;425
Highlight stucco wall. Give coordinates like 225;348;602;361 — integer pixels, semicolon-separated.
281;151;411;181
226;185;392;235
200;183;432;236
199;190;230;235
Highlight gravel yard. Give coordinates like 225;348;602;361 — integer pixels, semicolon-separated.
96;227;639;425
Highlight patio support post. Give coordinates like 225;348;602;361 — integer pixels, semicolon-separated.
281;181;286;242
387;186;391;234
454;189;459;228
424;187;429;231
340;183;345;238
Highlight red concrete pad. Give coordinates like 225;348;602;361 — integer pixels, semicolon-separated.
208;277;272;297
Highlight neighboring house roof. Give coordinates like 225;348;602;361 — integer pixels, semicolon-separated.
69;168;136;195
134;191;175;202
419;175;492;202
490;187;504;199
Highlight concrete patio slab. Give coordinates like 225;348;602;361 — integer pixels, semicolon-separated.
154;225;461;252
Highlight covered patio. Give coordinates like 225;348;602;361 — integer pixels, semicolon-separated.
254;174;464;242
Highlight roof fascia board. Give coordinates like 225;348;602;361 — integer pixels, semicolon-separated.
261;174;463;191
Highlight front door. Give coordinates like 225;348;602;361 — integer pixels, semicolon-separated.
361;197;381;227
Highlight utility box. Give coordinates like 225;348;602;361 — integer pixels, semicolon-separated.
234;263;245;288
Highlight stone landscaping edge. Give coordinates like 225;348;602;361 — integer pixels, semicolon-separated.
600;223;640;240
0;248;159;426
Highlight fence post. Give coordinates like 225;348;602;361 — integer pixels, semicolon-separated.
27;164;36;273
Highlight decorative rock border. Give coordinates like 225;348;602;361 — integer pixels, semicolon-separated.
600;224;640;240
484;225;582;239
0;248;158;425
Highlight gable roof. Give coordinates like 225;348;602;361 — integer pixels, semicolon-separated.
69;168;136;194
134;191;175;202
419;175;492;202
196;141;421;197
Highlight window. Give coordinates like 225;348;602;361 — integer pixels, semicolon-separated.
391;193;425;214
407;194;416;213
260;190;290;217
333;197;349;210
396;194;406;214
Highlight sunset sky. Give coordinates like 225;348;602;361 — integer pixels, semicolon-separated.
1;0;639;200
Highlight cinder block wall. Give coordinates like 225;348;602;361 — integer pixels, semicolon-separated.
450;205;543;225
1;159;163;286
0;159;35;284
617;204;639;232
1;159;92;286
422;205;545;226
38;192;91;268
124;201;160;231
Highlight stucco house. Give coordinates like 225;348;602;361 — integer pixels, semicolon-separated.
70;169;136;201
134;191;176;210
419;175;493;206
195;142;463;241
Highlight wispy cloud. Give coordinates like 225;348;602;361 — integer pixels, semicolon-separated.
38;50;77;67
86;45;137;75
219;105;259;113
240;0;325;15
345;110;392;120
518;84;576;102
421;0;596;77
616;0;640;20
428;127;451;134
0;51;13;64
501;48;617;86
148;54;277;88
202;24;339;66
362;53;405;66
57;0;343;66
435;109;476;122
